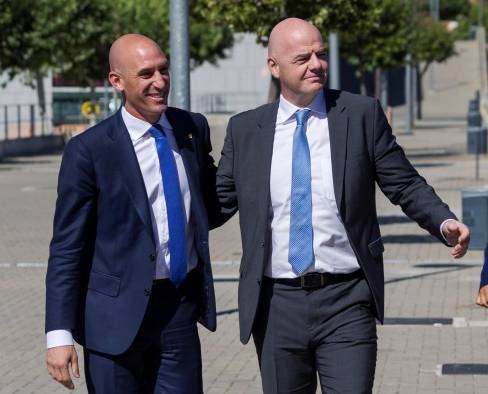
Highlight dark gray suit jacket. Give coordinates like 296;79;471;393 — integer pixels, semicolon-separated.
216;89;456;344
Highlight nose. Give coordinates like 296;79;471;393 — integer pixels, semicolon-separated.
309;53;324;72
153;71;169;89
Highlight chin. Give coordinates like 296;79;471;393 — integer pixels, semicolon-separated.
150;103;168;114
306;84;324;95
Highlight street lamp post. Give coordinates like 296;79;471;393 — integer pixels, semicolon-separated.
328;32;340;89
169;0;190;110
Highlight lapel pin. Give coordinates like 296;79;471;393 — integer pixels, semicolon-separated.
188;133;193;140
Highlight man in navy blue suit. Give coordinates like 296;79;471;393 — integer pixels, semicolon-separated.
45;34;218;393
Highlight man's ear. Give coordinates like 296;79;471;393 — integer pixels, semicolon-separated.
267;56;279;80
108;71;124;93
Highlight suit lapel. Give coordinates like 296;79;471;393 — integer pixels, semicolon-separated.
109;110;154;244
326;89;348;213
165;108;203;213
256;101;279;214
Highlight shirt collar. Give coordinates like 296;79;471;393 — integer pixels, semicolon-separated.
276;89;327;125
121;106;173;142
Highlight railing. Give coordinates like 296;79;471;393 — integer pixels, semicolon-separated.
0;104;51;141
0;92;267;141
191;91;267;114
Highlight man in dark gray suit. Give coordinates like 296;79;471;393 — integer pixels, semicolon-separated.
216;18;470;393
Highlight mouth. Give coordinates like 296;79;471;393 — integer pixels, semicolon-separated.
305;75;324;82
146;92;167;103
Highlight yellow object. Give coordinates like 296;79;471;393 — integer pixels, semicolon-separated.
81;101;101;119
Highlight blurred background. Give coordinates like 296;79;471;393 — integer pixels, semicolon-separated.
0;0;481;140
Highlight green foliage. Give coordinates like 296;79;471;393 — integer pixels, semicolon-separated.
39;0;115;85
0;0;234;87
200;0;408;77
454;1;488;40
114;0;233;68
0;0;41;80
201;0;456;77
440;0;471;20
411;16;456;74
199;0;364;45
339;0;408;76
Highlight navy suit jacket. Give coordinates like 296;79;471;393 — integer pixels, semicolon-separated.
216;89;456;344
45;107;218;355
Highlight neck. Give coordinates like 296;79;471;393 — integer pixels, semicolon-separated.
281;90;319;108
123;105;162;124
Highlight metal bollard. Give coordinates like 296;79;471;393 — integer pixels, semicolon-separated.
469;98;479;112
468;108;482;127
4;106;8;140
467;126;487;154
29;104;35;137
462;187;488;249
17;105;21;138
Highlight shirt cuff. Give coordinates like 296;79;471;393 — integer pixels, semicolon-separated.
440;218;456;245
46;330;73;349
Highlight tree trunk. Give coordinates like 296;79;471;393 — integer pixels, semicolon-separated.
35;71;46;135
415;64;423;120
267;76;280;103
380;70;389;108
359;73;367;96
89;82;97;126
374;68;381;99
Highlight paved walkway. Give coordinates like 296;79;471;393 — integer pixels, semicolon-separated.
2;40;488;393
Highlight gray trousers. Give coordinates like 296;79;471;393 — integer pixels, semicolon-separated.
253;274;377;394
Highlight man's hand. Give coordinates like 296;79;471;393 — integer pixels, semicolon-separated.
46;345;80;390
441;220;470;258
477;285;488;308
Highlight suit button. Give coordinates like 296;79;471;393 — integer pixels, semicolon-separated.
260;242;265;248
149;253;156;261
144;288;151;296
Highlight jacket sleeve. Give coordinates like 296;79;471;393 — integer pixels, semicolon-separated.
215;117;239;224
372;99;456;244
45;137;97;333
193;113;231;229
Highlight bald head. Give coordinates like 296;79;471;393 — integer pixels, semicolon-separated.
108;33;170;123
109;34;164;74
268;18;322;58
266;18;327;107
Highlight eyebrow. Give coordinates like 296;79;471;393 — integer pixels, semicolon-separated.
292;47;326;59
137;63;169;76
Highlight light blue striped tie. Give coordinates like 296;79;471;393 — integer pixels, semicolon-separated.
288;109;313;274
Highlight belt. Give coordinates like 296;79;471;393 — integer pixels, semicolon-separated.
265;270;363;290
152;269;198;286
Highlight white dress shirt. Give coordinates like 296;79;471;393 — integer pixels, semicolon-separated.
267;91;360;278
47;106;197;348
266;91;454;279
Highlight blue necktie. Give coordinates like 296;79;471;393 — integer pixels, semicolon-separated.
148;124;187;287
288;109;313;275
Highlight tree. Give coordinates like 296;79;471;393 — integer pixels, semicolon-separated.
201;0;409;99
410;16;456;118
0;0;234;124
200;0;369;100
0;0;115;126
115;0;234;69
339;0;408;95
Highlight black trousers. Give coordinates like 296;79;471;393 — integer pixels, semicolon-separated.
84;271;202;394
253;273;377;394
